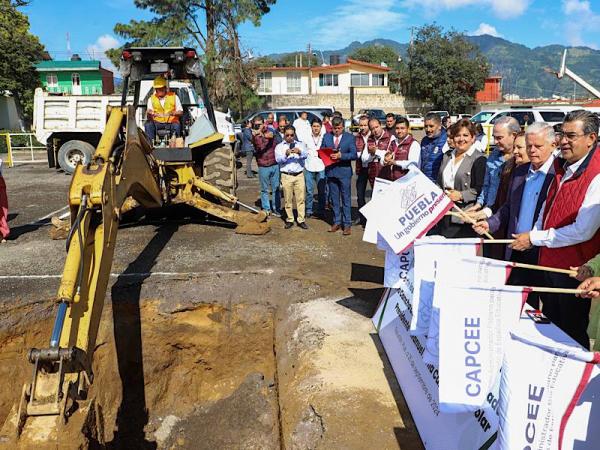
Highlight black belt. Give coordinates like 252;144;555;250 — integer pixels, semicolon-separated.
283;171;303;176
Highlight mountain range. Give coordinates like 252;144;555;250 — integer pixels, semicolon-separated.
269;35;600;100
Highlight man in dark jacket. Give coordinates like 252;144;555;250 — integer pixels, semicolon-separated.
420;113;448;182
473;122;557;308
321;117;357;235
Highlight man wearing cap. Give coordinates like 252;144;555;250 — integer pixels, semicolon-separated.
144;76;184;141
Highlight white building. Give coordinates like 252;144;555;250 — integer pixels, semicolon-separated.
256;58;391;96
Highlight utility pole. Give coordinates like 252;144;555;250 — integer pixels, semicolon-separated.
307;43;312;95
407;27;415;98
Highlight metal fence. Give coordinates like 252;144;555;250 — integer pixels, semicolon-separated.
1;133;46;167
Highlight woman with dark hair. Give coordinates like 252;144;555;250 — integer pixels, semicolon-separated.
241;119;255;178
435;118;487;238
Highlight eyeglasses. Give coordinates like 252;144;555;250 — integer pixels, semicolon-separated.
284;134;295;137
559;132;589;142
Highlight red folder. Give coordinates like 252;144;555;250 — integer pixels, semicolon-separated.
318;147;337;167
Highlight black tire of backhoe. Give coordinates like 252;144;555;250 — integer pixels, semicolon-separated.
202;145;238;207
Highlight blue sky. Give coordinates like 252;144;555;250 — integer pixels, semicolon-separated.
23;0;600;68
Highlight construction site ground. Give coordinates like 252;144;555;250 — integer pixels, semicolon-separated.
0;150;424;449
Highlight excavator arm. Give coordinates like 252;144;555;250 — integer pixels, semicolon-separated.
12;106;163;439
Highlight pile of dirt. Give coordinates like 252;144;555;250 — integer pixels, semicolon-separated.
0;300;279;449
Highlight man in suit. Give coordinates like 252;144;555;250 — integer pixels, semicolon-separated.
473;122;557;307
321;116;357;235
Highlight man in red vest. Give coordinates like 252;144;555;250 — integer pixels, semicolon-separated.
145;76;184;141
363;118;393;187
511;110;600;348
379;116;421;181
354;115;370;226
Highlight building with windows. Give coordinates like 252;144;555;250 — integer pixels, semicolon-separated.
35;56;114;95
256;58;390;96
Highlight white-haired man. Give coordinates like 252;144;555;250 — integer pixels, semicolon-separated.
473;122;557;308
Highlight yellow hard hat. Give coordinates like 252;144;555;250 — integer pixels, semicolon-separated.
153;76;167;89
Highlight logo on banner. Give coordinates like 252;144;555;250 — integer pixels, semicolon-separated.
399;182;418;209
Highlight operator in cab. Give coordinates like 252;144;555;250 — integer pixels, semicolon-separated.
144;75;183;141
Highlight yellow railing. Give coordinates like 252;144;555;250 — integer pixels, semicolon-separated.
1;132;46;167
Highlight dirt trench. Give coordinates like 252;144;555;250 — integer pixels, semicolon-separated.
0;300;281;449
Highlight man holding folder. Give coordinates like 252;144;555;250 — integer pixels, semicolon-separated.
320;117;357;235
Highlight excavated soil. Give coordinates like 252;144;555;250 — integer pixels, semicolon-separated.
0;300;279;449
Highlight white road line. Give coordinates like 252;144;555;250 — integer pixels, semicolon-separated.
0;269;275;281
32;205;70;224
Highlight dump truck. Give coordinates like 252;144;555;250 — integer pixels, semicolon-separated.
0;46;269;445
32;80;238;174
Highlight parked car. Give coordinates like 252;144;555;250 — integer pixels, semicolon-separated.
407;113;424;129
427;110;450;119
350;108;387;126
470;106;579;145
236;106;335;134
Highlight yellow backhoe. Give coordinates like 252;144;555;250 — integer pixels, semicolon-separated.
0;47;268;445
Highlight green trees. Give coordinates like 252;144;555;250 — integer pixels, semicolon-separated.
0;0;46;127
109;0;276;118
406;24;489;113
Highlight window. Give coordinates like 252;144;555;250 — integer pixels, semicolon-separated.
71;73;80;86
372;74;385;86
539;111;566;122
319;73;338;87
46;74;58;87
286;72;301;93
351;73;369;86
257;72;272;93
509;111;533;126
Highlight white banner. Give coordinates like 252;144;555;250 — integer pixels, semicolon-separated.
384;248;414;289
498;320;600;450
372;288;500;450
363;177;393;245
361;166;453;254
424;256;513;365
411;238;480;336
437;283;524;412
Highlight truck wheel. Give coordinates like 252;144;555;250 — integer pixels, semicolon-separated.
203;145;237;200
57;140;94;174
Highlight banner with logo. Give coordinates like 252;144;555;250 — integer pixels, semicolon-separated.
437;283;524;413
497;321;600;450
410;238;480;337
372;288;500;450
361;166;453;254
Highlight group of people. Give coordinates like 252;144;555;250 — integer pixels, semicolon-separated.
461;110;599;351
242;107;600;350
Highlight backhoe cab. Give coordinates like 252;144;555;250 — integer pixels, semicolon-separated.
0;47;267;446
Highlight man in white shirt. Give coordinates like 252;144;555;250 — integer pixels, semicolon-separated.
511;110;600;348
275;125;309;229
144;76;184;141
303;119;326;218
292;111;312;144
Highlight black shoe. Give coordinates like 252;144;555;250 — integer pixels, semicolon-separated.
284;222;294;229
297;222;308;229
352;217;362;226
305;212;313;218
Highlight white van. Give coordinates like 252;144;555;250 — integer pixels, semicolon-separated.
470;106;578;145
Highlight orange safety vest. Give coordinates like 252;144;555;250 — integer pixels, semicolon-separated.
150;92;179;123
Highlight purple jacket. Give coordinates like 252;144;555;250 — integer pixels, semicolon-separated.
488;161;554;260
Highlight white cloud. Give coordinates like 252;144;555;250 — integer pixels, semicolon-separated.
405;0;531;19
86;34;120;72
561;0;600;48
310;0;405;47
470;23;503;38
563;0;591;15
